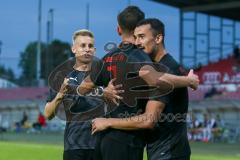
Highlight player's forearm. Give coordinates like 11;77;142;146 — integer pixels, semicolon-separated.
44;93;63;120
108;114;156;130
139;65;191;88
160;73;190;88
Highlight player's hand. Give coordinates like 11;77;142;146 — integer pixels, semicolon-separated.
91;118;110;134
187;69;199;90
57;78;70;99
103;78;124;105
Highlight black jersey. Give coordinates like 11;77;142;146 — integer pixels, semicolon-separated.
47;69;105;151
146;54;191;160
90;43;155;148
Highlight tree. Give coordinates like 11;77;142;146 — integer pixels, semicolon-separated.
18;40;71;86
0;65;15;82
43;40;71;80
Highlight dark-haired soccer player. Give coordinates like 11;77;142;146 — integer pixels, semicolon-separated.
77;6;198;160
92;18;191;160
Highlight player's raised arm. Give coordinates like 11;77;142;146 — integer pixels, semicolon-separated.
44;78;69;120
139;65;199;90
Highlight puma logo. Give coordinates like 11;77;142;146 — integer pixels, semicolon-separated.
69;77;78;82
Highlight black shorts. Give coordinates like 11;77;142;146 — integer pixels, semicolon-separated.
64;149;94;160
94;133;144;160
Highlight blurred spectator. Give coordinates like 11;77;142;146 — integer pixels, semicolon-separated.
20;111;28;126
33;112;46;131
204;86;222;98
202;113;212;142
38;112;46;127
188;113;228;143
0;113;6;132
215;114;225;128
188;114;202;141
211;114;225;142
15;111;30;132
202;113;223;142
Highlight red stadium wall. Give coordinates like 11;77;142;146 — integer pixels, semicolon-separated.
195;56;240;85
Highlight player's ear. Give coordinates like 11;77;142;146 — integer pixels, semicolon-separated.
71;45;76;54
155;34;163;44
117;25;122;36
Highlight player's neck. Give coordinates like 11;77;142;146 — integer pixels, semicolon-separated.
121;34;135;44
154;46;167;62
73;60;91;71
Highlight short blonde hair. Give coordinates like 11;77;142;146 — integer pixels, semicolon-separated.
72;29;94;44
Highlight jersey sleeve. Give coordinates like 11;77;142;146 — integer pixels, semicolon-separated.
149;93;170;105
127;49;153;74
89;57;105;86
46;88;57;103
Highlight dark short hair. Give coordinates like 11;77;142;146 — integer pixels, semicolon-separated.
136;18;165;45
117;6;145;34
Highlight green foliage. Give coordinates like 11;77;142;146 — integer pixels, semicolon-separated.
0;65;15;82
18;40;71;86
